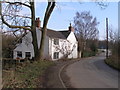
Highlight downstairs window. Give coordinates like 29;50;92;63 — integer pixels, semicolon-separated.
53;52;59;59
17;51;22;57
25;52;31;58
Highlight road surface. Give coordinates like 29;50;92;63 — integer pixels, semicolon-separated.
66;53;119;88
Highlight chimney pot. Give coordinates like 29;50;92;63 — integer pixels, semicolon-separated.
69;23;74;32
35;17;41;28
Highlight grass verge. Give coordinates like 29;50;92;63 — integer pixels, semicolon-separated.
83;51;96;57
3;60;54;88
105;56;120;71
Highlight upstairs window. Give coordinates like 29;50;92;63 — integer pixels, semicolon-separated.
17;51;22;57
53;52;59;59
18;38;22;43
25;52;31;58
54;39;59;45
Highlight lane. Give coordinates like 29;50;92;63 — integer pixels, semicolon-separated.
66;53;119;88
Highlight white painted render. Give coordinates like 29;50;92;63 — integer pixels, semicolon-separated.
13;32;34;59
13;28;78;60
13;28;49;59
51;38;68;61
67;32;78;59
50;31;78;60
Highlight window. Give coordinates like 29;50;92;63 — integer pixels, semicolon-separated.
54;39;59;45
17;51;22;57
25;52;31;58
18;38;22;43
53;52;59;59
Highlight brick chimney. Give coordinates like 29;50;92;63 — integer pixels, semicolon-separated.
35;17;41;28
69;23;74;32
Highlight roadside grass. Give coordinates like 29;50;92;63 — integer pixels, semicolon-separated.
83;51;96;57
105;55;120;71
3;60;54;88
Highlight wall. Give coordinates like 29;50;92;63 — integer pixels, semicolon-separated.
50;38;67;61
67;32;78;59
13;28;49;59
13;32;34;59
50;31;78;60
13;29;78;60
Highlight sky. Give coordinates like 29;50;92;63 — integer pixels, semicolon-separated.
35;1;118;40
1;0;118;40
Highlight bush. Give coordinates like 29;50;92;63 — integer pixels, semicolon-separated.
2;58;26;70
82;51;96;57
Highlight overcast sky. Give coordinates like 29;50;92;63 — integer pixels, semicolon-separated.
35;1;118;40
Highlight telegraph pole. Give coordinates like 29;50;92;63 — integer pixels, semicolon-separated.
106;18;108;58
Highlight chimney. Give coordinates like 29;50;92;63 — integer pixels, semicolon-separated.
35;17;41;28
68;23;74;32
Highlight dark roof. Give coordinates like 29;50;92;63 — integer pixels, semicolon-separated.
46;29;67;39
59;30;71;38
39;28;71;39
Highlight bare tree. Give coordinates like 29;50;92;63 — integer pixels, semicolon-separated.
73;11;99;57
106;26;119;69
108;26;118;56
108;26;118;42
38;0;55;60
0;0;56;60
2;32;17;58
0;0;38;59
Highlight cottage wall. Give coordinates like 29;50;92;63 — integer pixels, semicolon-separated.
67;32;78;59
13;28;49;59
49;33;78;60
13;28;78;60
13;32;34;59
50;38;67;61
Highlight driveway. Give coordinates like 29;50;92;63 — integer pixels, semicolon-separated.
65;53;119;88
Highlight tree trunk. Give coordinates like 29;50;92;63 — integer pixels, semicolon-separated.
78;51;81;58
30;1;38;60
37;27;47;60
38;1;55;60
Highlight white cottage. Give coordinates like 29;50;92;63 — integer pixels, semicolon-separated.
13;18;78;61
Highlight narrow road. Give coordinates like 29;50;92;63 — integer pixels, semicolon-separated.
66;53;119;88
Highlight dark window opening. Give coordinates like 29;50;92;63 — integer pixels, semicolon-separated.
54;39;59;45
25;52;31;58
18;38;22;43
17;51;22;57
53;52;59;59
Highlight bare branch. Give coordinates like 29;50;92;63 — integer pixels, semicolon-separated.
1;16;31;31
5;1;31;8
3;14;31;19
43;1;55;29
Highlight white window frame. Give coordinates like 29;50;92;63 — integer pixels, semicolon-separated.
53;52;59;59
